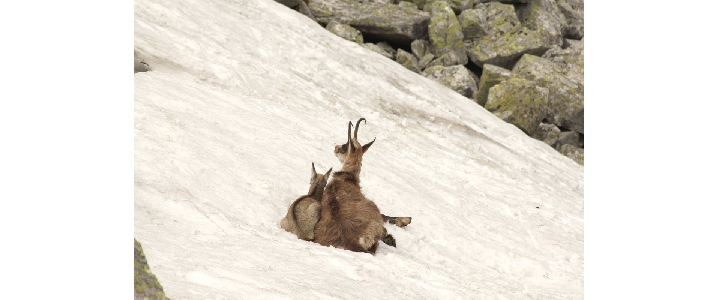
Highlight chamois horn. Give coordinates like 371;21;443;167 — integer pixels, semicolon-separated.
354;118;366;141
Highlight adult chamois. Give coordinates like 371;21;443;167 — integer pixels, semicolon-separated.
280;163;332;241
313;118;388;254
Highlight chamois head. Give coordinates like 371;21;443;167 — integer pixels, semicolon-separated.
308;162;332;199
334;118;375;172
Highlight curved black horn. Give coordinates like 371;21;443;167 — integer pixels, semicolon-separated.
347;121;353;144
354;118;366;141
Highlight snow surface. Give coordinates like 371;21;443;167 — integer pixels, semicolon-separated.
134;0;584;298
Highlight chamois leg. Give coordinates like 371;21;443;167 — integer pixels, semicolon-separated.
381;214;412;227
380;227;396;247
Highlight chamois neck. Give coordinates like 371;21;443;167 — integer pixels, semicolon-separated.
307;181;324;201
340;161;362;184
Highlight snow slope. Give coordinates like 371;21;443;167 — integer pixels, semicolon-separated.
134;0;584;298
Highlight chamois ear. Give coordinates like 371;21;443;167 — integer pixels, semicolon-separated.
325;168;333;177
362;138;375;153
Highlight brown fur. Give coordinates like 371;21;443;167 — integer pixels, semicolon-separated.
314;119;386;254
280;163;332;241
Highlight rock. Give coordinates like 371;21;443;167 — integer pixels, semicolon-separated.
326;19;364;43
134;51;150;73
485;77;548;136
416;0;474;13
474;64;511;106
425;51;464;68
465;27;551;69
396;49;421;73
556;0;583;39
411;39;431;59
515;0;567;47
562;38;583;49
475;0;528;3
554;131;580;150
428;1;468;65
274;0;317;21
361;42;395;59
398;1;418;9
376;41;397;59
309;0;431;44
541;44;583;85
459;3;520;40
463;3;551;68
559;144;583;165
512;54;583;133
417;53;435;70
275;0;303;7
422;65;478;98
135;239;169;300
534;122;561;146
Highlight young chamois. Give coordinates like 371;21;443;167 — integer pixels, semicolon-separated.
280;163;332;241
313;118;388;254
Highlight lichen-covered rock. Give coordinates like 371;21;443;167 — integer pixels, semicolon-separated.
361;42;395;59
309;0;431;44
474;64;511;106
398;1;418;9
411;39;431;59
541;44;583;85
556;0;583;39
475;0;528;3
534;122;561;146
485;77;548;136
416;0;474;13
425;51;464;68
460;3;520;40
563;38;583;49
428;1;468;66
463;3;551;68
554;131;580;150
376;41;397;59
465;27;551;68
421;65;478;98
135;239;169;300
326;20;364;43
396;49;421;73
559;144;584;165
515;0;567;46
512;54;583;133
417;53;435;70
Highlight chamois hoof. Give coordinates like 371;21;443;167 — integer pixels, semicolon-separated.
381;234;396;247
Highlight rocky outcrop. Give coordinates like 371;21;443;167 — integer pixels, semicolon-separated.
512;54;583;134
474;64;511;106
427;1;468;66
485;77;548;136
422;65;478;98
326;20;364;43
135;239;169;300
309;0;431;43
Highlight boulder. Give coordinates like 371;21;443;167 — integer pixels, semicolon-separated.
541;44;583;85
463;3;551;68
556;0;583;39
428;1;468;65
396;49;421;73
425;51;464;68
533;122;561;146
361;42;395;59
376;41;398;59
512;54;583;133
515;0;567;46
475;0;528;3
416;0;474;13
326;20;364;43
274;0;317;21
135;239;169;300
485;77;548;136
309;0;431;44
474;64;511;106
562;38;583;49
411;39;431;59
554;131;580;150
398;1;418;9
417;53;436;70
459;3;520;40
559;144;584;165
422;65;478;98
